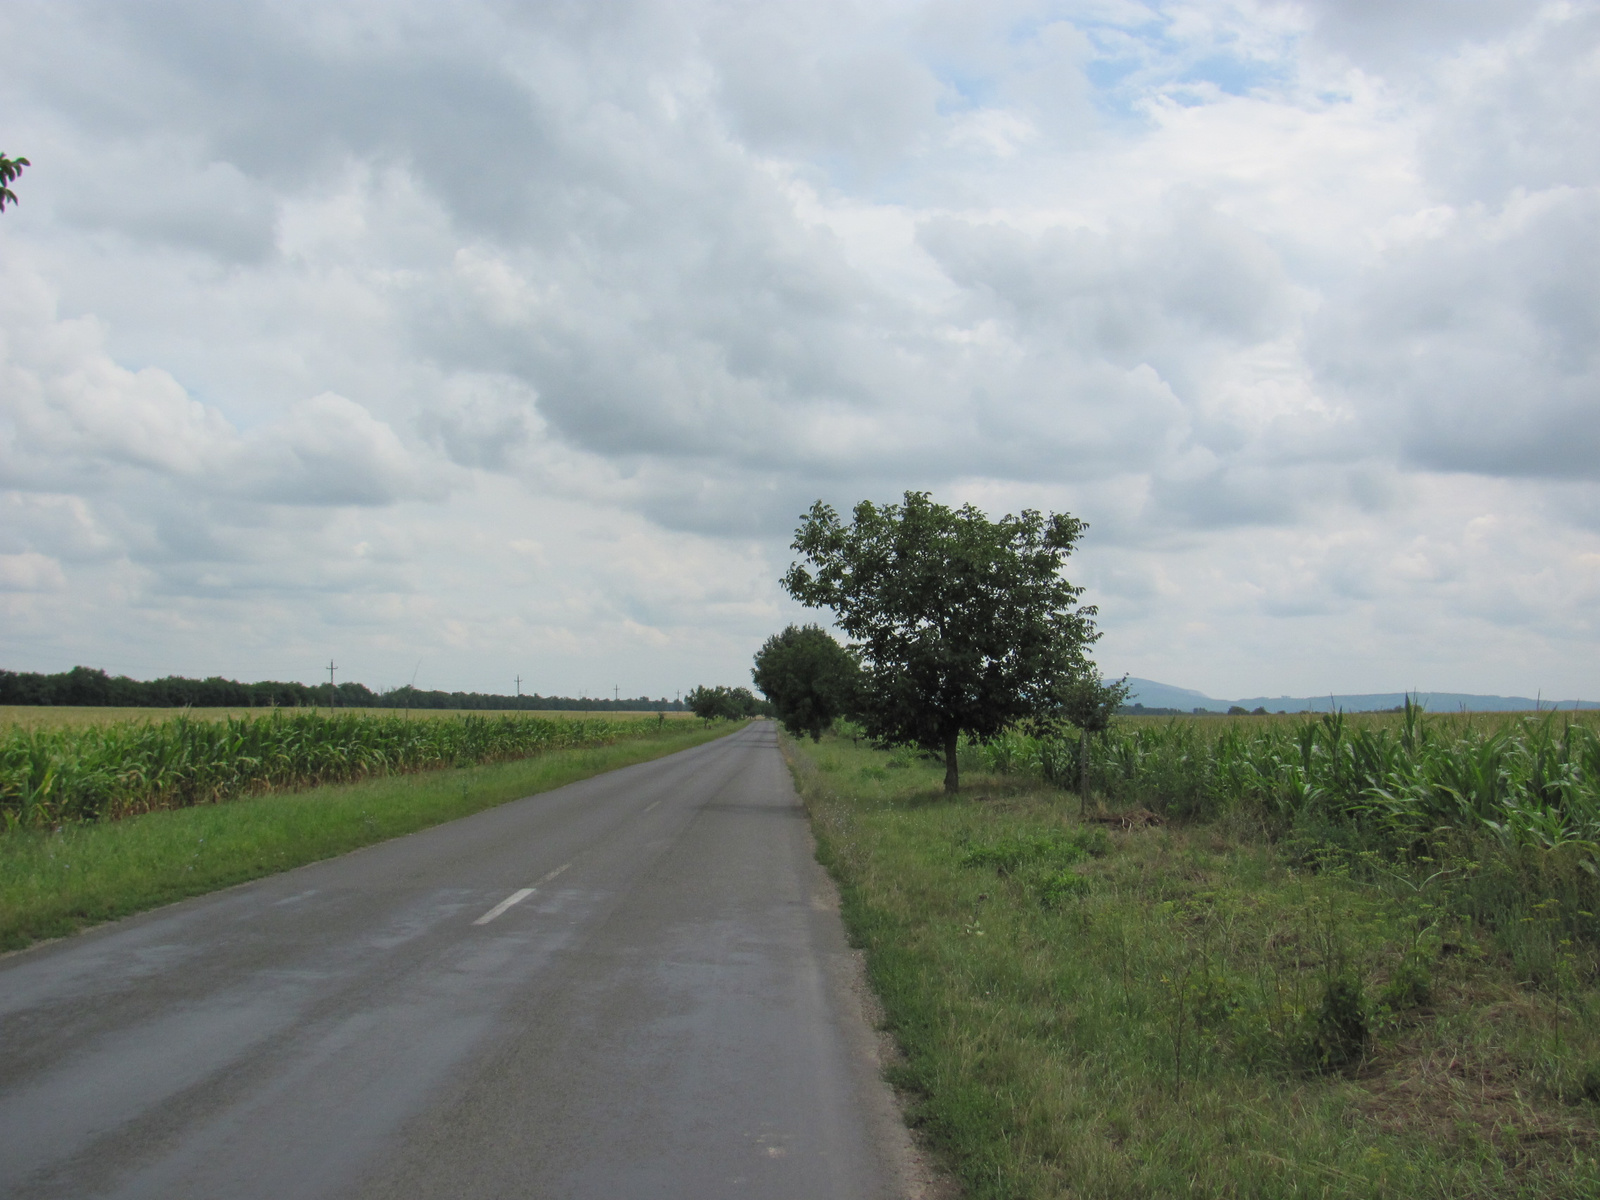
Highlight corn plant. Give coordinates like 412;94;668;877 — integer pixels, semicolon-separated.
0;710;663;827
958;702;1600;854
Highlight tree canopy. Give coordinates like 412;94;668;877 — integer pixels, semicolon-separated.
751;624;860;741
783;491;1101;792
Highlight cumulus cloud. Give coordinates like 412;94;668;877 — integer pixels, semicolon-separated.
0;256;450;644
0;0;1595;698
1;265;440;499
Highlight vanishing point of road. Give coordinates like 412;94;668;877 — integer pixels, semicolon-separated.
0;721;927;1199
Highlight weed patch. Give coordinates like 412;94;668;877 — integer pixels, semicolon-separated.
958;827;1107;874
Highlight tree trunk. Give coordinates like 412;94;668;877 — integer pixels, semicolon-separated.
1077;727;1090;815
944;729;960;794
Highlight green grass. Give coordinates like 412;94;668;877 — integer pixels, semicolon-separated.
0;721;740;952
787;731;1600;1199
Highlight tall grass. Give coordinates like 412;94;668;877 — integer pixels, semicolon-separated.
1;710;671;827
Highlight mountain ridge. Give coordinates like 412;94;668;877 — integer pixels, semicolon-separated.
1122;677;1598;714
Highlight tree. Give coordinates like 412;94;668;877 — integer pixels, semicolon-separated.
685;684;761;723
751;624;860;741
0;154;29;212
783;491;1101;793
1055;674;1132;811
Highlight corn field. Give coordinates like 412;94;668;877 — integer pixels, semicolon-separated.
961;701;1600;852
1;710;663;827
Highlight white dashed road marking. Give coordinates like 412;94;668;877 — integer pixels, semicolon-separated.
472;862;571;926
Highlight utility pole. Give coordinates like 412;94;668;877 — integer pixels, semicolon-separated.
327;659;337;708
515;674;522;698
613;684;619;704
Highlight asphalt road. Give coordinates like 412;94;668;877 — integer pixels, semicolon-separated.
0;721;922;1199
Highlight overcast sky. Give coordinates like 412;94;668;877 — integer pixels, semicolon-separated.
2;0;1597;701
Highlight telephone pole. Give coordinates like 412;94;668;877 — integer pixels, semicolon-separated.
327;660;337;708
515;674;522;698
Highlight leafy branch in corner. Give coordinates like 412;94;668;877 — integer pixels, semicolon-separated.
0;154;30;212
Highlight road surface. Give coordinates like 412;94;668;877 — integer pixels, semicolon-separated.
0;721;924;1199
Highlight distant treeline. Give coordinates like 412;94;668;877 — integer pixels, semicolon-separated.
0;667;687;712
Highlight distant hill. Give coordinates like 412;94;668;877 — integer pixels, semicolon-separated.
1122;679;1217;711
1122;677;1598;714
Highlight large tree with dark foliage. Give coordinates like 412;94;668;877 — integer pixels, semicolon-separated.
751;624;860;741
783;492;1101;793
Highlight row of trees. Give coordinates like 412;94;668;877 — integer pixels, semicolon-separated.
0;667;687;712
754;492;1127;793
684;685;771;722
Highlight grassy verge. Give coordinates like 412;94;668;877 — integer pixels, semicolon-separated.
1;721;741;952
785;731;1600;1199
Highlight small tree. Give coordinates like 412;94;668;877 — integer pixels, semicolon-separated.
1056;674;1131;812
0;154;29;212
751;624;860;741
783;492;1101;793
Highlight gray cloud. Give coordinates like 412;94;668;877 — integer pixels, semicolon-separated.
1312;188;1600;481
56;156;278;263
1303;0;1533;68
920;196;1295;359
